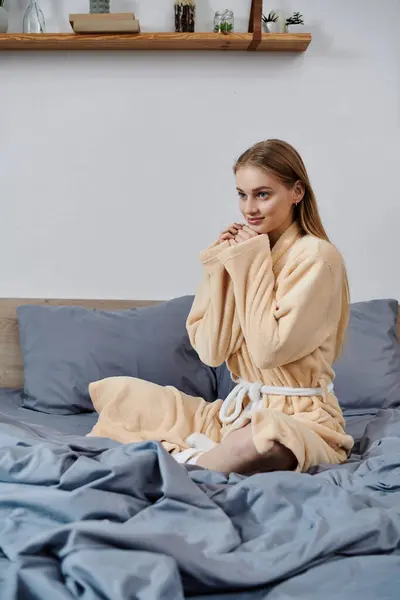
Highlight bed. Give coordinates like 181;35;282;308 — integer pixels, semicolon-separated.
0;297;399;600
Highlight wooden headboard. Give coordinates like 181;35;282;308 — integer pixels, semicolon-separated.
0;298;399;389
0;298;159;389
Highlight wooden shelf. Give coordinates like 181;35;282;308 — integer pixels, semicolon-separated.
0;32;311;52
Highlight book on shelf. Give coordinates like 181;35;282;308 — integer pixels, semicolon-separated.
71;19;141;34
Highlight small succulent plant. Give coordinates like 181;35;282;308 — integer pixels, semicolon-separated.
262;11;279;24
286;12;304;26
214;21;233;34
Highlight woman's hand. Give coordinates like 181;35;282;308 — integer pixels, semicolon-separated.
218;223;244;244
229;225;259;246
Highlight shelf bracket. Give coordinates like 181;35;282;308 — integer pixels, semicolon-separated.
247;0;262;51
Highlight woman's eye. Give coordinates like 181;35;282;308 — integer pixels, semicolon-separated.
258;191;269;199
238;192;246;200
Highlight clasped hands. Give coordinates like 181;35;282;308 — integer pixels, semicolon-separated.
218;223;259;246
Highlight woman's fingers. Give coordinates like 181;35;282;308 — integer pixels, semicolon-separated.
242;225;259;237
219;223;244;243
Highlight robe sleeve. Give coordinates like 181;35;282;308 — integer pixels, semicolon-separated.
217;235;342;370
186;241;243;367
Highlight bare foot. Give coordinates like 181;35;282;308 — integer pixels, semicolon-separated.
196;425;297;475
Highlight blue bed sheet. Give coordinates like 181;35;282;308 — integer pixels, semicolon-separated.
0;396;398;600
0;388;97;435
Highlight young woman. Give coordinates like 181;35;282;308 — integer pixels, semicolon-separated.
88;139;354;475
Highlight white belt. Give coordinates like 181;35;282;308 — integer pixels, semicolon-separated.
172;378;334;465
219;378;334;425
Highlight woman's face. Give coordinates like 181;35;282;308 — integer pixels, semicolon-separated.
235;165;303;238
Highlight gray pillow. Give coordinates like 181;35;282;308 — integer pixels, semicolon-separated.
216;299;400;415
333;299;400;414
17;296;218;415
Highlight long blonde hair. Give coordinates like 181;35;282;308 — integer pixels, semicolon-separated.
234;139;350;358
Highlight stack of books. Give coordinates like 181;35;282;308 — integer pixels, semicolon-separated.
69;12;140;34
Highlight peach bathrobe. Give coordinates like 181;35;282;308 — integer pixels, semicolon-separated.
88;223;354;472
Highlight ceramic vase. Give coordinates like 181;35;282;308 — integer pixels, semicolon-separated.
264;21;280;33
286;24;306;33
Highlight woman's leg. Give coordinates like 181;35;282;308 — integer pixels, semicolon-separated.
196;424;297;475
197;407;351;475
87;376;223;454
88;380;350;474
251;408;351;472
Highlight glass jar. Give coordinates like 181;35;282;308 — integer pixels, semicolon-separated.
174;0;196;33
213;9;234;34
90;0;110;13
23;0;46;34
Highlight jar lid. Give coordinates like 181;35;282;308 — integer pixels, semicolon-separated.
215;9;233;17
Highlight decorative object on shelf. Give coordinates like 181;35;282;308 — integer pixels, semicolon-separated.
0;1;8;34
174;0;195;33
90;0;110;13
69;12;140;34
23;0;46;33
262;8;286;33
262;11;279;33
213;10;234;34
285;12;305;33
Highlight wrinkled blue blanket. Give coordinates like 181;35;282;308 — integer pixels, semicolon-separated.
0;409;399;600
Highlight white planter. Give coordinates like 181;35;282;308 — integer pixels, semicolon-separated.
0;6;8;33
286;24;306;34
263;21;280;34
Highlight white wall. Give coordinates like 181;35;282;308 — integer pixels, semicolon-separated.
1;0;400;301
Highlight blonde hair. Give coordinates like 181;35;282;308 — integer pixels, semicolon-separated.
234;139;350;358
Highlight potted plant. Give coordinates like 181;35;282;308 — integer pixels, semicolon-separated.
0;0;8;34
285;12;305;33
262;11;279;33
215;21;233;34
262;9;286;33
